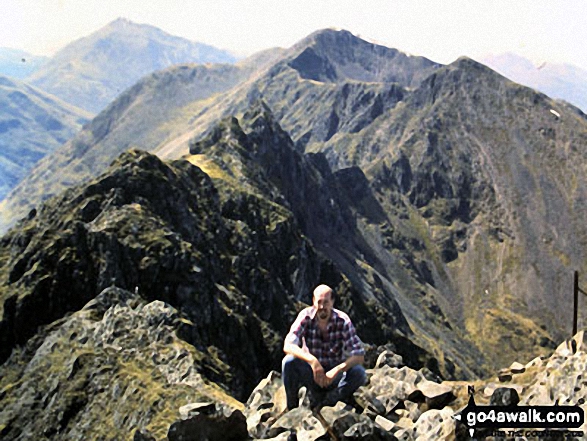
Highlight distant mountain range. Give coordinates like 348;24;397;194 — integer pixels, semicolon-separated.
0;75;91;201
0;19;238;202
480;52;587;113
4;28;587;386
26;18;238;113
0;48;48;79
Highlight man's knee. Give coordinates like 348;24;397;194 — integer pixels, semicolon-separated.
347;364;367;387
282;354;296;373
282;355;312;378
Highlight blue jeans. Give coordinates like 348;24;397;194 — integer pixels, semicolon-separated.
281;355;367;410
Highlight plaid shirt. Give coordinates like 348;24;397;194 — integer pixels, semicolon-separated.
285;307;365;370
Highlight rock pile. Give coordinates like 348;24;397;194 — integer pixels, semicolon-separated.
241;362;458;440
3;284;587;440
236;330;587;440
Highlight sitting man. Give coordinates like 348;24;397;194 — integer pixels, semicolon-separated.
282;284;367;410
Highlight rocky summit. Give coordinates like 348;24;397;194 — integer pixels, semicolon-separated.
2;27;587;440
0;131;435;438
3;29;587;378
2;278;587;440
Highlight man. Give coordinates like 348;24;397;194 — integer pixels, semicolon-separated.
282;284;366;410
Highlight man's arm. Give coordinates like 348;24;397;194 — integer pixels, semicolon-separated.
283;342;329;387
324;318;365;385
283;311;329;387
324;354;364;383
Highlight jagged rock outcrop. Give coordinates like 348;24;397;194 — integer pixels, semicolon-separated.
4;26;587;389
0;148;315;397
0;132;437;406
0;287;242;440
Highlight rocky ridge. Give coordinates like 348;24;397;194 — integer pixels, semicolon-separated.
3;281;586;441
0;128;440;393
3;27;587;383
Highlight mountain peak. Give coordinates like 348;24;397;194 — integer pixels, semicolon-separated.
28;19;237;113
285;28;441;87
299;28;357;45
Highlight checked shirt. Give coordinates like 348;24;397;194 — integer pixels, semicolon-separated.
285;307;365;370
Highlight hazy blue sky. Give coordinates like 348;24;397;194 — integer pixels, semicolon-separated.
2;0;586;70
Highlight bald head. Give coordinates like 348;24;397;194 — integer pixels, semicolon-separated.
313;284;334;322
313;284;333;301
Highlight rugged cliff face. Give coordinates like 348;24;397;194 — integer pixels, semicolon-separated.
3;28;587;384
0;111;440;405
337;57;587;365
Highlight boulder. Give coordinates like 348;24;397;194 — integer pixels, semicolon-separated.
374;415;395;432
320;402;396;440
489;387;520;407
406;380;455;409
413;408;456;441
497;369;513;382
375;350;404;369
179;402;217;419
167;403;248;441
509;362;525;374
266;407;326;440
245;371;287;438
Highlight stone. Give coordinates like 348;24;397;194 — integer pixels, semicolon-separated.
375;415;396;431
497;369;513;382
509;362;525;374
407;380;455;409
167;404;248;441
355;387;394;416
396;417;415;430
267;407;326;440
179;402;216;419
403;401;421;422
245;371;287;438
255;432;295;441
375;350;404;369
413;408;456;441
489;387;520;407
394;428;414;441
343;420;397;440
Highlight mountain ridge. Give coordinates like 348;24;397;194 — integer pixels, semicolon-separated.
3;28;586;378
26;18;238;113
0;74;91;201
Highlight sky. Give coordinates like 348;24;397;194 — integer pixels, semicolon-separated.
2;0;587;70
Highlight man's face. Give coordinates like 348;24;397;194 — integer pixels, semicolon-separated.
313;288;333;322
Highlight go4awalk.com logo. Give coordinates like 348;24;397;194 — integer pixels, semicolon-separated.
454;393;585;438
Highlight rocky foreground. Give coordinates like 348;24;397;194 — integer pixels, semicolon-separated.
1;287;586;440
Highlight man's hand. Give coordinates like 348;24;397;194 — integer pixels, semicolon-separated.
324;366;342;387
310;358;328;388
